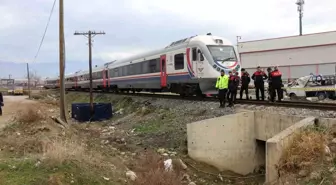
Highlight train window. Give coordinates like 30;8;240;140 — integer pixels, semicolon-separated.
149;59;157;73
192;48;197;61
122;66;127;76
198;49;205;61
109;69;113;77
142;61;149;74
128;65;134;75
156;58;160;72
119;67;123;76
134;63;142;75
200;54;204;61
174;53;184;70
114;68;119;77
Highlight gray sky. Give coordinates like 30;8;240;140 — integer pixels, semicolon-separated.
1;0;336;78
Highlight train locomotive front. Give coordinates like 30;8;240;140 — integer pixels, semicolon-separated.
186;35;240;95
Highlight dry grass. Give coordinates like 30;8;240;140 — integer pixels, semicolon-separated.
15;106;44;124
131;151;184;185
278;127;329;172
41;138;107;168
42;99;59;106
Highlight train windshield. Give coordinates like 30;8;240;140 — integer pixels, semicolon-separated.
207;45;237;62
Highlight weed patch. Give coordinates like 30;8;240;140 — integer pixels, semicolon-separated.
130;151;183;185
15;106;44;124
279;126;329;172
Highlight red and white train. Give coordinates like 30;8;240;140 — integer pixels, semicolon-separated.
44;33;241;96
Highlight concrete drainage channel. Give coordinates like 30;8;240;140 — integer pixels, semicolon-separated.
187;111;336;184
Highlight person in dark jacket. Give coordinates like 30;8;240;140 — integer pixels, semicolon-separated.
226;71;233;101
270;66;283;102
240;68;250;100
228;71;240;106
0;92;3;116
252;66;268;101
267;67;273;101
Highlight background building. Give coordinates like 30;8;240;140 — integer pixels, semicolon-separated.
238;30;336;83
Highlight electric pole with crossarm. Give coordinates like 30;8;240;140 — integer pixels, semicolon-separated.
74;31;105;116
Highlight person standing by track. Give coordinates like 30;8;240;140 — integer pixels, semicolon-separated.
252;66;268;101
267;67;273;101
270;66;283;102
0;92;3;116
216;69;229;108
240;68;250;100
227;71;233;102
228;71;240;106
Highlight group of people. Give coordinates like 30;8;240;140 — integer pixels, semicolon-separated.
215;66;283;108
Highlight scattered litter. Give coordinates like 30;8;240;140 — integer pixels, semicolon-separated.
126;170;137;181
103;177;110;181
164;159;173;171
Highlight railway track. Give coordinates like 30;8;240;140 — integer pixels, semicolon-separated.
61;89;336;111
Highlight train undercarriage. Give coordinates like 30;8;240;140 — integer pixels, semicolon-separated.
64;83;205;98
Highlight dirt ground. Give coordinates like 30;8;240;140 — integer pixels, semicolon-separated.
0;96;37;129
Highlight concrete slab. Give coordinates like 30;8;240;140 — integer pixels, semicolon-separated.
187;111;259;175
265;117;316;184
254;112;305;141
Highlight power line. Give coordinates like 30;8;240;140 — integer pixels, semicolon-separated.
33;0;57;63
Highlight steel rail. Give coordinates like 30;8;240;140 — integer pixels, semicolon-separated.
59;89;336;111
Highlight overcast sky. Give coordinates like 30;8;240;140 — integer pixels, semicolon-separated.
1;0;336;78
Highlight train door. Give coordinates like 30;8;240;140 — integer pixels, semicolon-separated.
160;55;167;87
191;47;205;77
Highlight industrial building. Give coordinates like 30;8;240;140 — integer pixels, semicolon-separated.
238;30;336;83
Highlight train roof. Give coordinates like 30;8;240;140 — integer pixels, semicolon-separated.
73;65;106;76
107;34;233;68
45;77;58;80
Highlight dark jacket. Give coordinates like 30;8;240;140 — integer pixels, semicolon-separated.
252;71;268;86
241;72;251;87
0;92;3;103
229;75;240;90
270;70;282;88
268;71;272;85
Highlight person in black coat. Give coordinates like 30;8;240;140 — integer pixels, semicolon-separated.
240;68;250;100
267;67;273;101
270;66;283;102
228;71;240;106
252;66;268;101
0;92;3;116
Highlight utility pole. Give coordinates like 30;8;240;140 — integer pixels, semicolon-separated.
26;63;31;99
296;0;305;36
74;31;105;116
236;36;241;47
59;0;67;123
236;36;241;54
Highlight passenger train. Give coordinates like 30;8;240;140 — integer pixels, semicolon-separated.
44;34;241;96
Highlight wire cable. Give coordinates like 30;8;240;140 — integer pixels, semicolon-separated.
33;0;57;63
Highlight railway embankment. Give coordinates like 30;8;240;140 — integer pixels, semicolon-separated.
0;90;336;184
